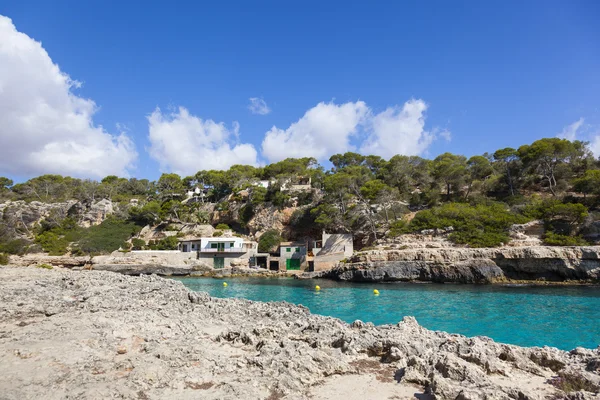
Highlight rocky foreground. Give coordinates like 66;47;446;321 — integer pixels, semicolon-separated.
0;267;599;400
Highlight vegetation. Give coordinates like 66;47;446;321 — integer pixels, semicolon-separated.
0;253;8;265
258;230;282;253
131;238;146;250
2;137;600;250
36;264;53;269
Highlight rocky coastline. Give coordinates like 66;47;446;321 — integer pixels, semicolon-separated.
7;244;600;285
0;266;599;399
318;246;600;284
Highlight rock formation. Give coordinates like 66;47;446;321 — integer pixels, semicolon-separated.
0;266;598;399
321;246;600;283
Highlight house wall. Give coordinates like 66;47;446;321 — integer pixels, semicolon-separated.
322;233;353;257
199;237;245;251
279;245;307;271
198;253;248;268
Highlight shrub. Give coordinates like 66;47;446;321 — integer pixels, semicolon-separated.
75;218;141;255
543;232;588;246
120;241;132;251
0;253;9;265
523;199;588;235
0;238;31;255
258;229;282;253
215;223;230;230
408;202;528;247
213;231;223;237
131;238;146;250
35;231;69;256
148;236;178;250
388;219;409;237
36;263;53;269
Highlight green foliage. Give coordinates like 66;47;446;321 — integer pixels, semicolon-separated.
128;201;161;225
573;169;600;196
271;191;290;208
388;220;409;237
148;236;178;250
75;218;141;255
0;253;9;265
523;199;588;235
409;202;528;247
258;230;282;253
0;238;31;255
215;223;230;230
543;232;588;246
212;231;223;237
131;238;146;250
239;204;255;227
36;264;53;269
35;231;69;255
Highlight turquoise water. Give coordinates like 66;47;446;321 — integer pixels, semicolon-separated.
175;277;600;350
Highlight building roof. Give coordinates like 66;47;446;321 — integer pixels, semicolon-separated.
178;237;244;242
280;241;306;247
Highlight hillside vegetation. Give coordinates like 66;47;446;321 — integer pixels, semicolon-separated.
2;137;600;260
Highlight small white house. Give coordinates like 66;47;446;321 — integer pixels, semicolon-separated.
178;237;257;269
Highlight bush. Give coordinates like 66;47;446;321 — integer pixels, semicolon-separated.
408;202;528;247
523;199;588;235
131;238;146;250
75;218;142;255
388;219;409;237
36;263;53;269
148;236;178;250
120;241;132;252
0;253;9;265
35;231;69;256
0;238;31;255
213;231;223;237
215;223;230;230
543;232;588;246
258;229;282;253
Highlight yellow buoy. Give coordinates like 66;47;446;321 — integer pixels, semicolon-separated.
373;289;379;295
315;285;321;291
223;282;228;287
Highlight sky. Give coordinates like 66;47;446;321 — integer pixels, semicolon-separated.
0;1;599;182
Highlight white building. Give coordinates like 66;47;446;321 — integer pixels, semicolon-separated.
178;237;258;269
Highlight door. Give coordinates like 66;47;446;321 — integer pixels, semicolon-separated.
286;258;301;270
214;257;224;269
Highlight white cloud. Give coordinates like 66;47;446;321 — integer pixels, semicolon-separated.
0;15;137;178
589;136;600;158
558;118;584;141
248;97;271;115
360;99;438;158
147;107;258;175
261;101;369;163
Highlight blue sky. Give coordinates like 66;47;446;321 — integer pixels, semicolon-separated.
0;1;599;181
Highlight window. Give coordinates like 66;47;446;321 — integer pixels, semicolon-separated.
295;247;300;252
230;242;234;247
211;243;218;248
286;248;291;252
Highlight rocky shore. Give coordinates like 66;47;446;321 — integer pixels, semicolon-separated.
318;246;600;284
1;266;599;399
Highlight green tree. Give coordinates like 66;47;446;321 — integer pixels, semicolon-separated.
258;230;282;253
573;169;600;197
432;153;467;200
493;148;519;196
465;155;493;199
518;138;581;196
0;177;13;191
156;173;184;200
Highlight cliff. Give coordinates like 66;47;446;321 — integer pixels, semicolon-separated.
0;266;598;399
321;246;600;283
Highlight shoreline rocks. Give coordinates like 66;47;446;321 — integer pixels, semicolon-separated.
0;266;598;399
320;246;600;284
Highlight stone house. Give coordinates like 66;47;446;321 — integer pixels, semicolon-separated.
278;241;307;271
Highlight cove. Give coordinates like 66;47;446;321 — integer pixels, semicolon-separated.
175;277;600;350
